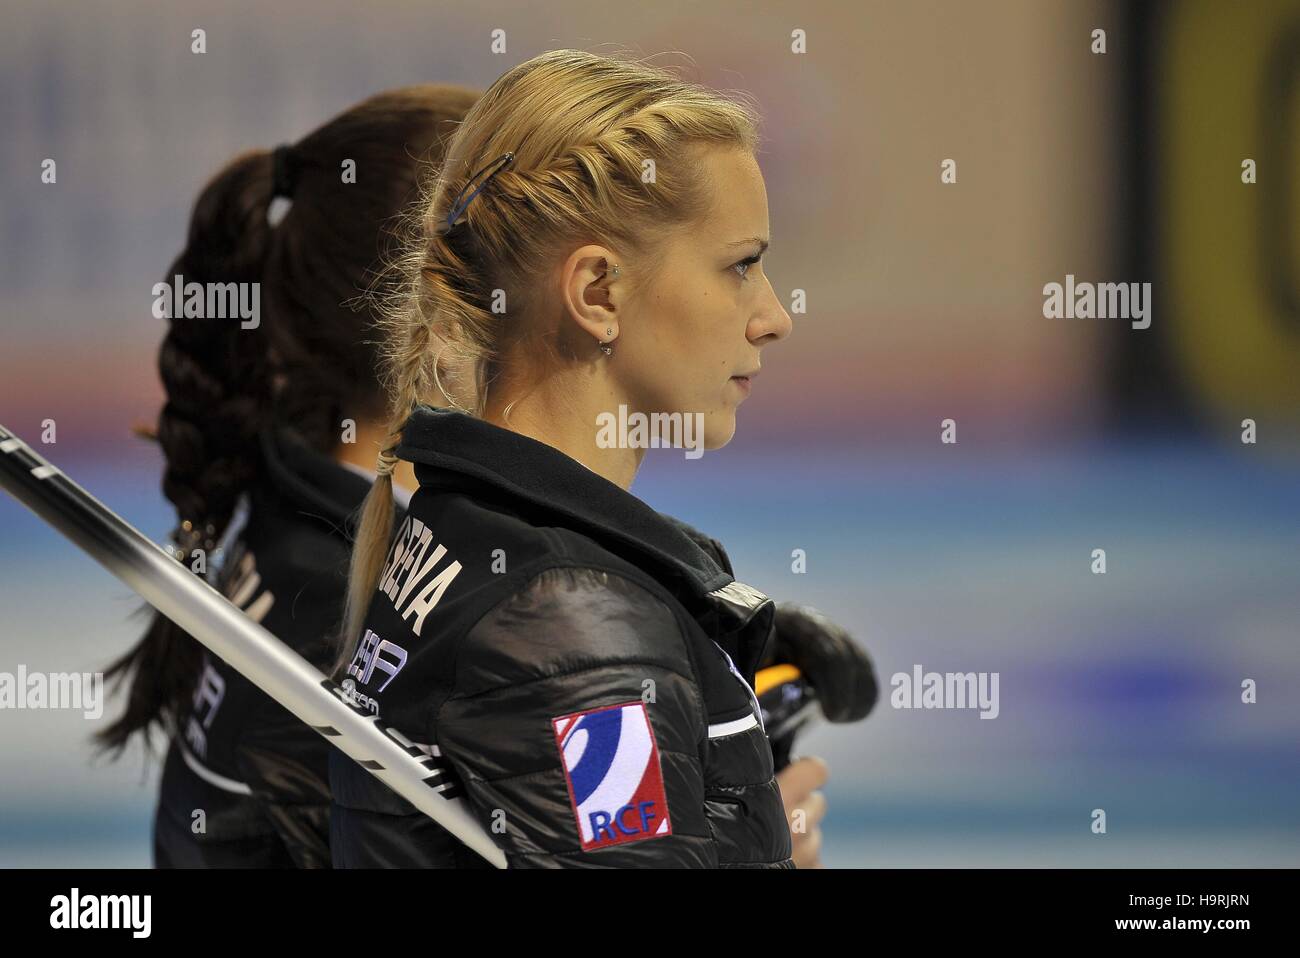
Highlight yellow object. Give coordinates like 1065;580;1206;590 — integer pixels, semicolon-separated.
754;663;801;696
1161;0;1300;425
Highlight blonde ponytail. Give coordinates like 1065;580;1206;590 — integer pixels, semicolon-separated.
333;438;401;676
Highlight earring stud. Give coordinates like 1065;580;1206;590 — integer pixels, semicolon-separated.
599;266;619;355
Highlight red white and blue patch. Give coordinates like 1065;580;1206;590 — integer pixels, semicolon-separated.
552;701;672;851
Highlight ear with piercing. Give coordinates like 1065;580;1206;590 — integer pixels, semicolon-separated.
596;264;621;356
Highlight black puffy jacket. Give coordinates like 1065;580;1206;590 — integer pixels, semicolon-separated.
330;405;795;868
153;422;407;868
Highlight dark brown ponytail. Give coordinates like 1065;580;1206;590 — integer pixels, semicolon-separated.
96;85;479;753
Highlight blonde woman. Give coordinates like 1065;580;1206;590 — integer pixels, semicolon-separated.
330;50;870;868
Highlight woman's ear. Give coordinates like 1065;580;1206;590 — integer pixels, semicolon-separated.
559;244;621;344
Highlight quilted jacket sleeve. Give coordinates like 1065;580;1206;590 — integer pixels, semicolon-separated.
435;564;719;867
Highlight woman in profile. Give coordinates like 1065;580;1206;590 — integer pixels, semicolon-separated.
332;49;875;868
96;85;479;867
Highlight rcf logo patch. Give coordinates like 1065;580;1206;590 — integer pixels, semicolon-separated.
552;701;671;851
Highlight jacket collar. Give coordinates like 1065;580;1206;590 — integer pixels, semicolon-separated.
396;405;733;595
257;422;378;534
397;405;733;597
396;405;776;679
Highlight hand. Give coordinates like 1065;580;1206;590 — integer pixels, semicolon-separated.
776;755;829;868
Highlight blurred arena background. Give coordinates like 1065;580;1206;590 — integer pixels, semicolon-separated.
1;0;1297;866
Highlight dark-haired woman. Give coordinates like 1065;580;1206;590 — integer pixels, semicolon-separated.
97;85;480;867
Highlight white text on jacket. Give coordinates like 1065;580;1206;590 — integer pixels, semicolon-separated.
378;516;462;636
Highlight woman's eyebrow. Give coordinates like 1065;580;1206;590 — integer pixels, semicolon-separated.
725;236;770;254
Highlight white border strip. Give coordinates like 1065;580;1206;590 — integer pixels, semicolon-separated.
177;738;254;796
707;712;759;739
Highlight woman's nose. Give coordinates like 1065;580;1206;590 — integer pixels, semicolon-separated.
750;279;793;344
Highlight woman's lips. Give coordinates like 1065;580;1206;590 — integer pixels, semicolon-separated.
730;375;752;396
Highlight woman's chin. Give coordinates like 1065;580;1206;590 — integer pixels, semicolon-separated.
701;412;737;451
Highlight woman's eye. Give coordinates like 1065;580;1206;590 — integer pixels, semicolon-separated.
732;254;761;280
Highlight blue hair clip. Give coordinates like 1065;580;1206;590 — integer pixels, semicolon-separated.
444;151;515;232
